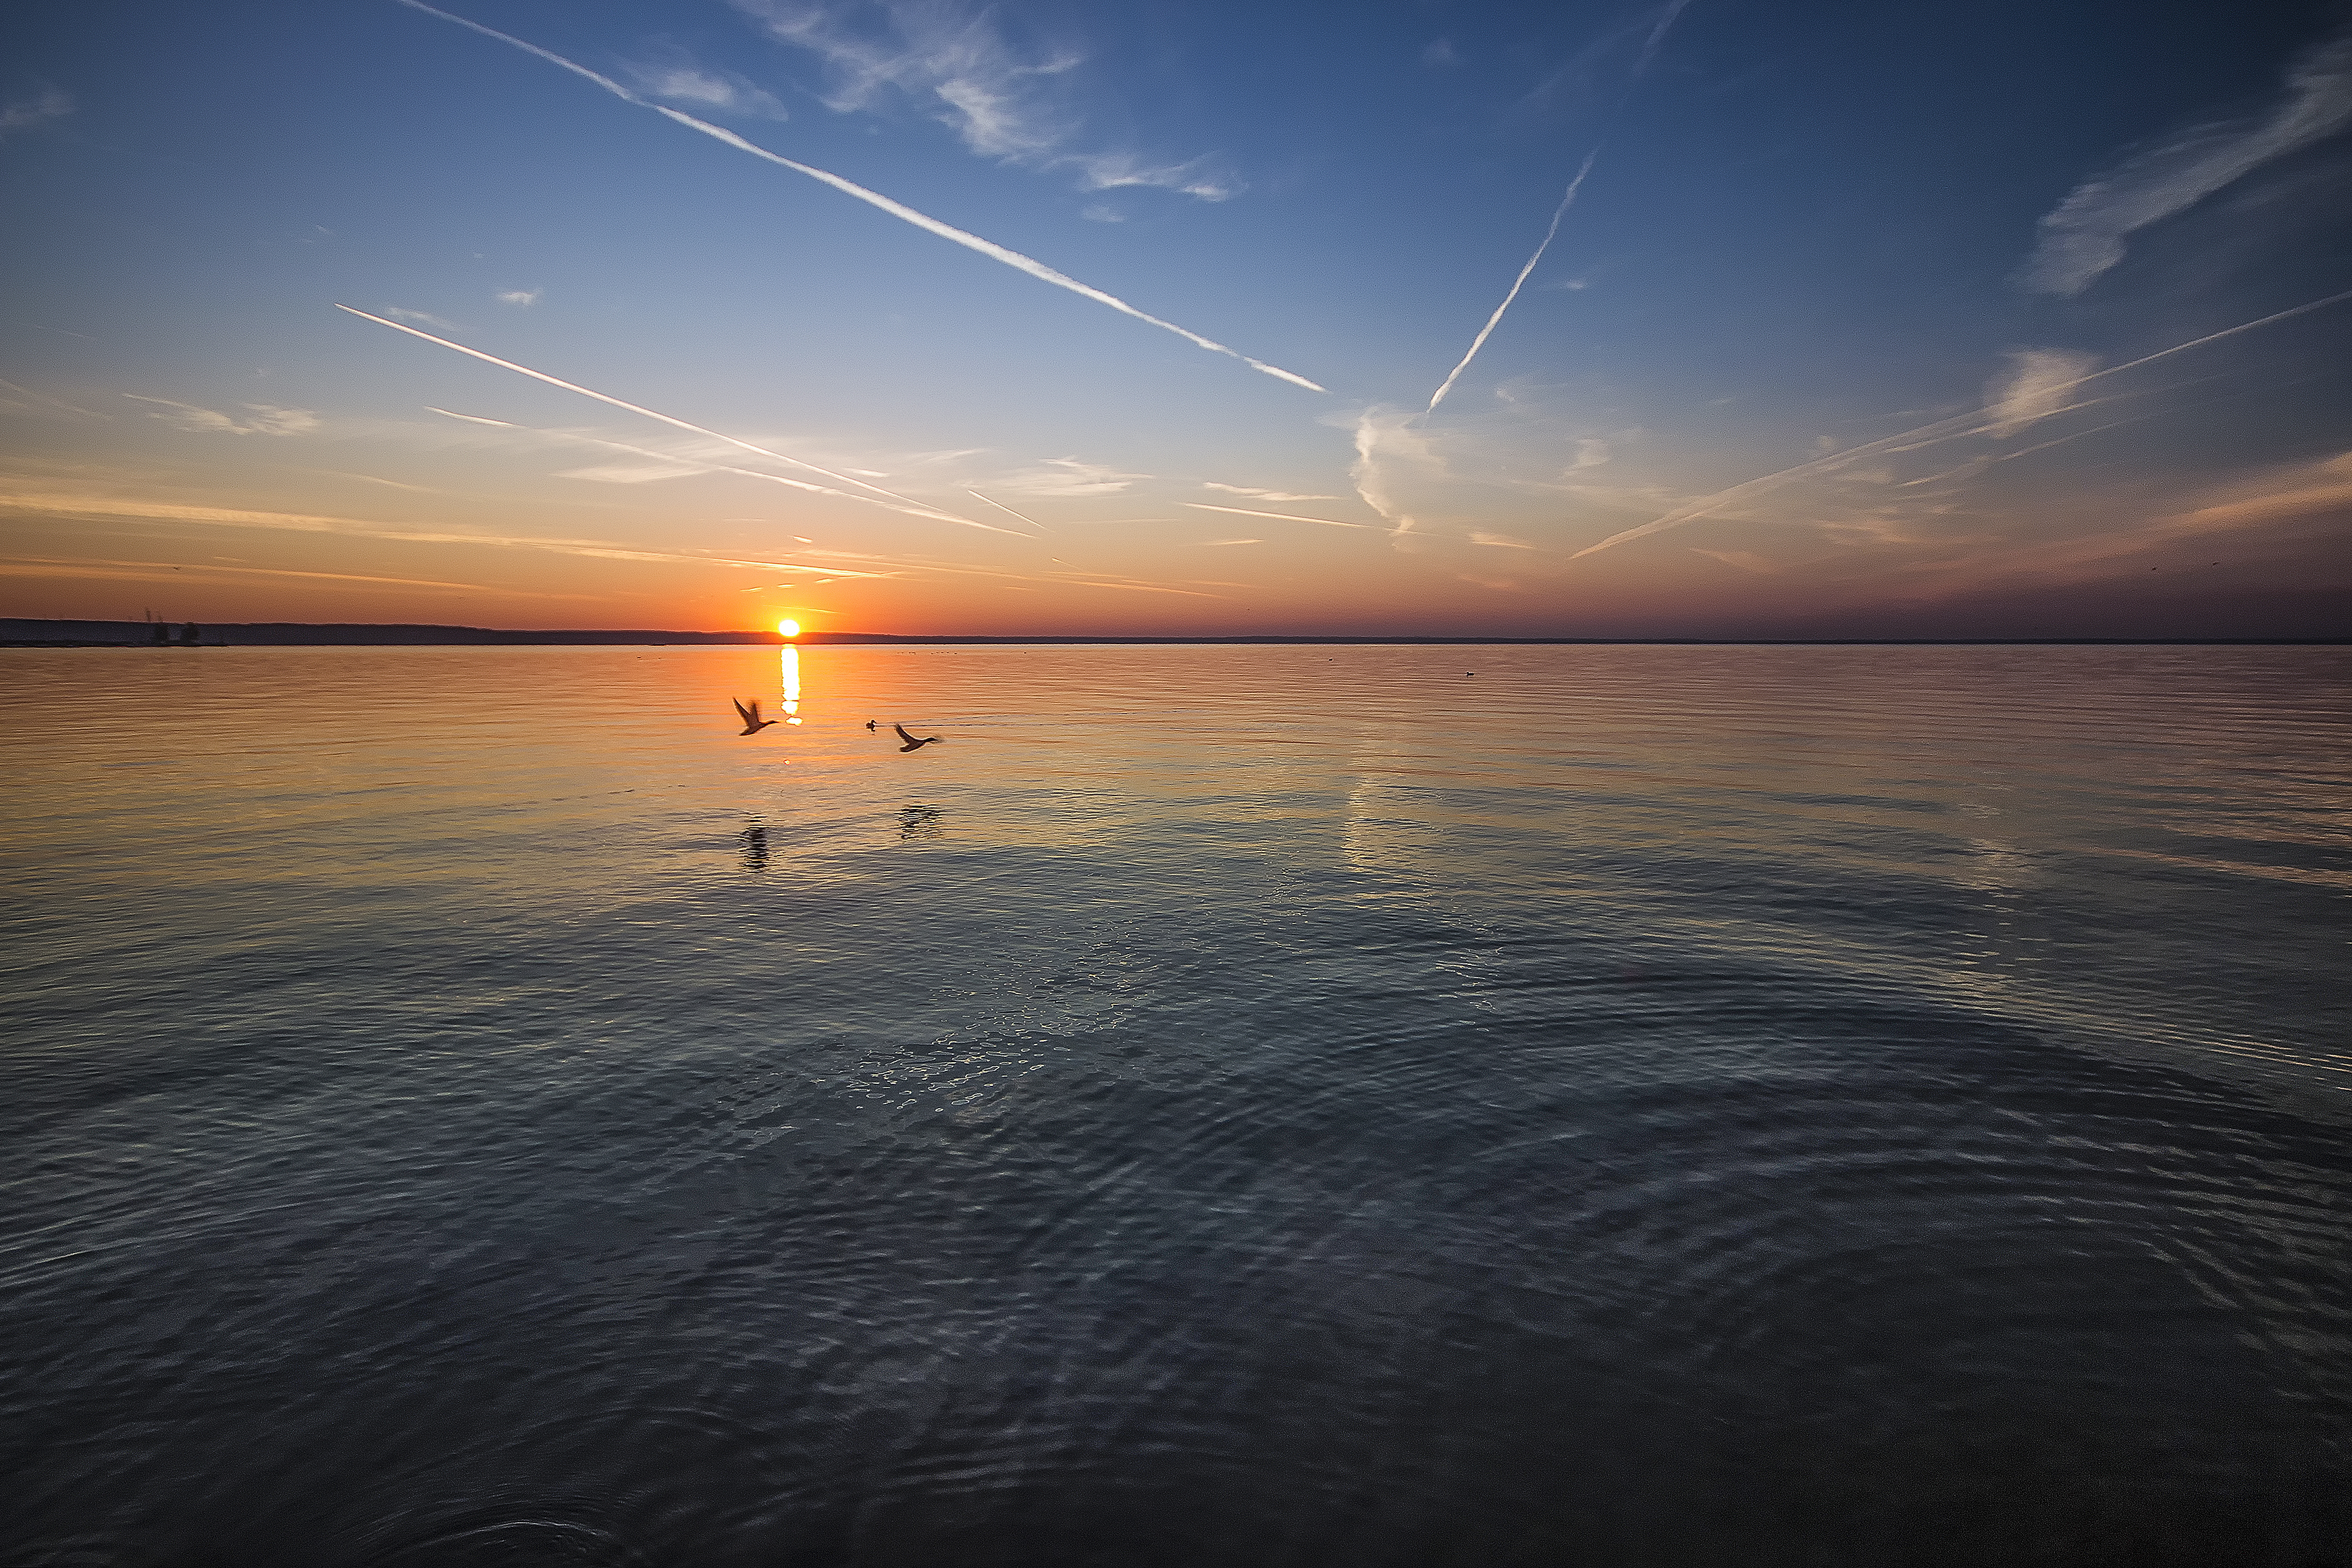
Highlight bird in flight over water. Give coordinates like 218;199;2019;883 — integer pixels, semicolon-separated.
733;698;779;735
895;724;941;752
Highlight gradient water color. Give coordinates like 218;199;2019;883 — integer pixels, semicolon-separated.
5;645;2348;1563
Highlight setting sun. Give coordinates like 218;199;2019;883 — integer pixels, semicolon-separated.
776;619;800;638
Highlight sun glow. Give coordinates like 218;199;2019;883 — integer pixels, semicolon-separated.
777;619;800;638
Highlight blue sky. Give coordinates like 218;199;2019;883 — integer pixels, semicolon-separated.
3;0;2349;635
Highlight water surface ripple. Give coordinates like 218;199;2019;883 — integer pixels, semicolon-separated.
3;645;2348;1566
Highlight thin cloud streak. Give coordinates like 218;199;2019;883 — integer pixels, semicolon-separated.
1567;285;2352;561
0;491;863;577
423;407;912;508
1203;483;1340;500
1428;151;1598;413
1186;501;1381;529
0;554;573;595
394;1;1324;393
336;305;1016;533
966;490;1049;532
785;544;1230;598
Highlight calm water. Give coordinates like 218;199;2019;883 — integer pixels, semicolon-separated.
4;644;2349;1567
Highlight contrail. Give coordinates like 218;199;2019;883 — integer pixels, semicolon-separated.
786;544;1232;598
965;490;1049;533
1425;0;1691;413
1631;0;1694;75
1186;501;1382;529
1427;151;1598;413
338;305;1021;533
1567;283;2352;561
0;490;901;577
393;0;1325;394
425;406;912;510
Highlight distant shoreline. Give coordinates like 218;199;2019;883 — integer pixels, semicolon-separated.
3;620;2347;648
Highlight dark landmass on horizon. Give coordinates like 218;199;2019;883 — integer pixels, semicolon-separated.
4;619;2347;648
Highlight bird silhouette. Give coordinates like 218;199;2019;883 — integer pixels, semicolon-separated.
895;723;941;752
865;719;878;731
733;698;779;735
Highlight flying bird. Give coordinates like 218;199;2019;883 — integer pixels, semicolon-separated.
733;698;779;735
895;724;941;752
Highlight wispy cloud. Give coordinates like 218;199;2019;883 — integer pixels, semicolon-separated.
1195;538;1262;546
733;0;1071;157
996;457;1145;496
2018;25;2352;296
2167;450;2352;533
124;395;319;436
771;542;1232;598
0;552;583;597
1985;348;2101;436
624;57;789;119
1062;151;1234;201
729;0;1233;198
421;407;958;515
1689;547;1780;575
382;307;457;329
1204;482;1340;500
1567;285;2352;560
0;87;74;139
1885;452;2352;592
396;1;1317;390
1470;530;1536;549
338;304;1015;531
496;288;541;307
0;377;109;421
1349;407;1442;538
0;490;851;577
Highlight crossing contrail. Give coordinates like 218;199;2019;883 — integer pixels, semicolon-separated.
337;305;1022;533
393;1;1325;393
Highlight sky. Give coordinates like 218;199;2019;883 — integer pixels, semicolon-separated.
3;0;2349;637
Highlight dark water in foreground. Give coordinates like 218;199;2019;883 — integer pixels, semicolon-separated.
4;644;2349;1567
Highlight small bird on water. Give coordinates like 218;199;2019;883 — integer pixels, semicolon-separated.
732;698;778;735
864;719;878;731
894;723;941;752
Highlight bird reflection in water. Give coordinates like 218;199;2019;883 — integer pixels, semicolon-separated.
898;804;942;841
740;821;770;871
779;647;802;725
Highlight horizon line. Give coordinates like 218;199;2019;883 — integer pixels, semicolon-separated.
3;618;2346;648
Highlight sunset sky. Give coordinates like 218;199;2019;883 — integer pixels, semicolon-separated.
3;0;2349;637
